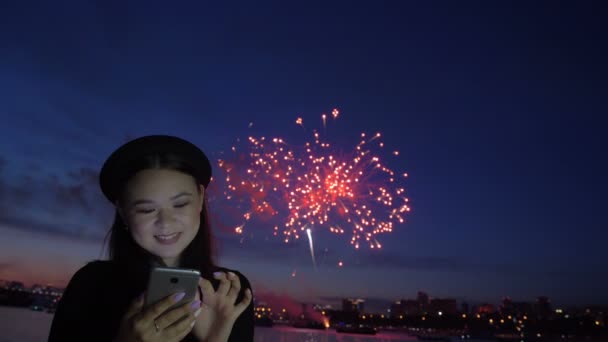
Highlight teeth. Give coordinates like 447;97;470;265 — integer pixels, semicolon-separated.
156;233;179;240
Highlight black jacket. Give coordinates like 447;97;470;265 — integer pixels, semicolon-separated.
48;260;254;341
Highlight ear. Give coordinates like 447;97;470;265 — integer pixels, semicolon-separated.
198;185;205;213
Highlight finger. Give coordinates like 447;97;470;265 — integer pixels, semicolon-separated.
124;292;145;320
226;272;241;303
195;285;202;302
156;299;201;331
164;307;200;342
233;288;253;318
141;291;186;323
198;277;214;300
214;271;230;296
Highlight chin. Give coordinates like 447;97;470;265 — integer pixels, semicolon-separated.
154;246;185;258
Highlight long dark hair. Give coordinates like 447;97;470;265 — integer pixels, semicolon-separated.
103;153;216;288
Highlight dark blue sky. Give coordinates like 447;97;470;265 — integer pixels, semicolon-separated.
1;1;606;311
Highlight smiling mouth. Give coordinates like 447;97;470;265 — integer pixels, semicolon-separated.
155;232;179;239
154;232;181;244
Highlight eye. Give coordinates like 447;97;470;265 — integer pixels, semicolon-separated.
175;202;190;208
136;208;155;214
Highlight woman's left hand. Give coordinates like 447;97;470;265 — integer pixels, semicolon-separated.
191;271;253;342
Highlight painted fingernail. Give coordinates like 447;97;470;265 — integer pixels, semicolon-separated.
228;272;236;278
194;307;202;317
213;272;223;277
173;292;186;302
191;300;201;309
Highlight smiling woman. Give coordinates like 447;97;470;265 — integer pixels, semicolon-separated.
47;135;254;342
119;169;205;268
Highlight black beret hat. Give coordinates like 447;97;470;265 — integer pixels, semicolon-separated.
99;135;212;203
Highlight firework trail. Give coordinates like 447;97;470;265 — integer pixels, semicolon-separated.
306;226;316;271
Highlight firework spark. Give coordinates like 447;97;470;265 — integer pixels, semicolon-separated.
217;109;410;249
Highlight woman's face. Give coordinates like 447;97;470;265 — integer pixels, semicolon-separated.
118;169;204;267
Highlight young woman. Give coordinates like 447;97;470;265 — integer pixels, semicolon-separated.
48;135;254;342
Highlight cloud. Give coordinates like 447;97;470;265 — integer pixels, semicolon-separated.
351;250;590;279
0;261;15;273
0;160;113;241
0;214;105;243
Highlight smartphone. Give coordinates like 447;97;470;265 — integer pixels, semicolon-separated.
144;266;201;312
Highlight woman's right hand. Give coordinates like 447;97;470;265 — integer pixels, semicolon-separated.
113;292;202;342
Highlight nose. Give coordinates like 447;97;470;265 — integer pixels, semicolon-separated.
156;208;176;229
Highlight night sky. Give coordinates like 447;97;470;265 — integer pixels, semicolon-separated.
1;1;606;312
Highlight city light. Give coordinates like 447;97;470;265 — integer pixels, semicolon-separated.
4;279;607;340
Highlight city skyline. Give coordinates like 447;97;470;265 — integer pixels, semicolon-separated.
1;279;597;317
1;1;606;311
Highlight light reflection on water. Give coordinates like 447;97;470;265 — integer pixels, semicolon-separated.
255;326;416;342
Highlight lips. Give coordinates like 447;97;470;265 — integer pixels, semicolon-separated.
155;232;179;239
154;232;181;245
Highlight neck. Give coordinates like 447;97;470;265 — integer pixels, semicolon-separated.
149;255;180;268
162;256;180;267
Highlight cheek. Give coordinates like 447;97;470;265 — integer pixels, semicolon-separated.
182;208;201;227
129;219;154;236
127;211;147;224
127;215;156;235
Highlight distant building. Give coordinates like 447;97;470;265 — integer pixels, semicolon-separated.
391;299;422;317
276;307;291;321
342;298;365;313
254;301;272;319
476;303;495;314
312;303;334;311
6;281;24;291
429;298;458;315
406;299;422;315
501;297;514;316
417;291;430;313
535;296;552;319
511;301;534;316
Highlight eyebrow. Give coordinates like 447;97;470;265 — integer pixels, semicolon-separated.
130;192;193;207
